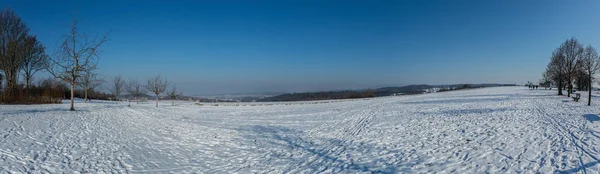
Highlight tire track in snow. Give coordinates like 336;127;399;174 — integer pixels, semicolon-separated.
535;101;597;173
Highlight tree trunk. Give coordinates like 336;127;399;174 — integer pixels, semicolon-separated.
558;79;564;95
567;79;572;97
5;71;17;98
172;100;174;106
589;73;593;106
70;82;75;111
155;94;159;107
24;76;30;99
84;90;88;103
6;71;16;90
25;77;29;91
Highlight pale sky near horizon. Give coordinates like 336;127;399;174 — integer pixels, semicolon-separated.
5;0;600;95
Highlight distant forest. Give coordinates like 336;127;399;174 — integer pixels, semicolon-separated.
258;83;517;102
258;90;376;102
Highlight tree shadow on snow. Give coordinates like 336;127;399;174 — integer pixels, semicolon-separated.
435;108;513;116
235;125;401;173
459;94;515;98
1;108;68;116
583;114;600;123
402;97;509;105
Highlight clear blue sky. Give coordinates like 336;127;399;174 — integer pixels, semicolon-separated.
5;0;600;95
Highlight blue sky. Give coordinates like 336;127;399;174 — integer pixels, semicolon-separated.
5;0;600;94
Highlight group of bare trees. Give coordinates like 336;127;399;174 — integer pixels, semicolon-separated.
110;75;181;107
0;9;48;100
0;8;109;109
543;37;600;106
0;8;183;110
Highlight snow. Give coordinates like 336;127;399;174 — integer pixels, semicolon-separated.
2;86;600;173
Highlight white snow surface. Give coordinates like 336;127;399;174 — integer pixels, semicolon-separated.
2;87;600;173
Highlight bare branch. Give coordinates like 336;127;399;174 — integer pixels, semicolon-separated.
125;78;147;100
109;75;125;101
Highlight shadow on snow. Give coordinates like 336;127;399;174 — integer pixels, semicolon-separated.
555;114;600;173
402;97;510;105
0;108;69;116
583;114;600;123
235;125;401;173
439;108;513;116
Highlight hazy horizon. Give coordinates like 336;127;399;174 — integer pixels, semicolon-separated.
6;0;600;95
188;82;518;96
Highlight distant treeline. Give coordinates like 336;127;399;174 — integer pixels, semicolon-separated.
373;84;432;96
258;83;516;102
0;78;113;104
374;83;516;96
258;90;375;102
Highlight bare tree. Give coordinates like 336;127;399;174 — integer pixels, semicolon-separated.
146;75;169;107
166;85;182;106
47;15;108;111
546;50;566;95
540;70;553;89
582;45;600;106
0;8;30;95
558;38;584;97
109;75;125;101
125;79;146;106
21;36;48;90
574;68;588;91
78;71;104;103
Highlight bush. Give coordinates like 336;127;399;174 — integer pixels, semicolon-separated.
0;78;113;104
0;87;64;104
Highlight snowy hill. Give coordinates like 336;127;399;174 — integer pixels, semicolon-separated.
1;86;600;173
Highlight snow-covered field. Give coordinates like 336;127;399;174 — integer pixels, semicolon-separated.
2;86;600;173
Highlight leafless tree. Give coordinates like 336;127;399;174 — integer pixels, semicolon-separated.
546;50;566;95
125;79;146;106
21;36;48;90
582;45;600;106
574;67;589;91
0;8;30;95
539;71;553;89
110;75;125;101
78;71;104;103
47;15;108;111
558;38;584;97
146;75;169;107
166;85;182;106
